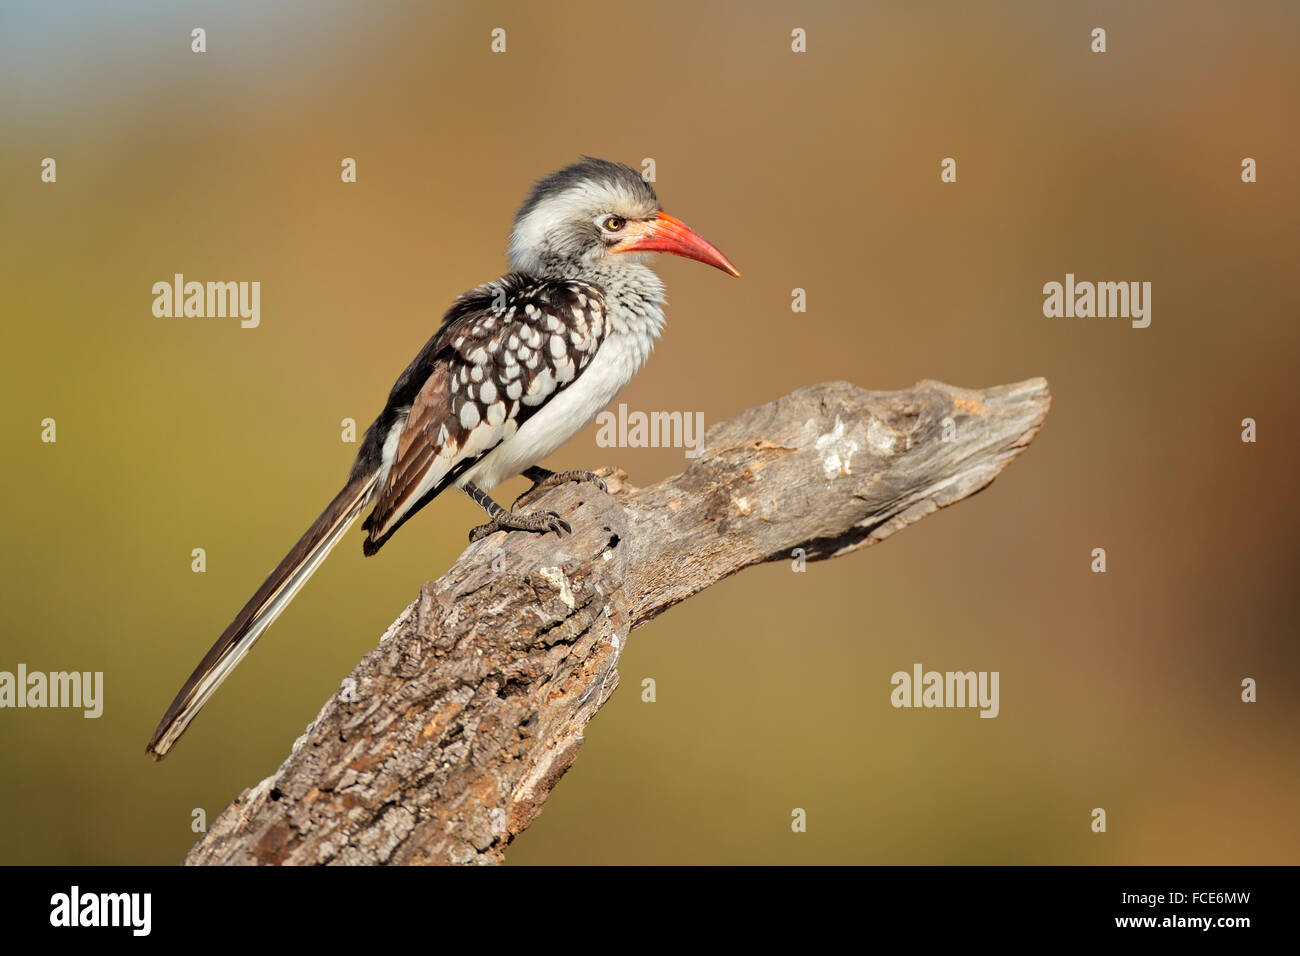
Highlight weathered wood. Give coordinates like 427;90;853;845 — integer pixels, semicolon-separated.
185;377;1051;865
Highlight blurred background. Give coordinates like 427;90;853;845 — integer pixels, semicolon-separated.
1;0;1297;865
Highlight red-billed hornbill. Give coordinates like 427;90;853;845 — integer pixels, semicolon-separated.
146;157;738;758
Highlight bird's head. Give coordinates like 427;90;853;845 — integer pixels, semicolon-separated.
508;157;740;280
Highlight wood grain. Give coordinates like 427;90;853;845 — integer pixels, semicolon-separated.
185;377;1051;865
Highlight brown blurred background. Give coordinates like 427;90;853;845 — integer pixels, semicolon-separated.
1;0;1297;865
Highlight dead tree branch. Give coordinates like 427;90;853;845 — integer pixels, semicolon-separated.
184;377;1051;865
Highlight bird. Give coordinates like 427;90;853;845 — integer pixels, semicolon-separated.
146;157;739;759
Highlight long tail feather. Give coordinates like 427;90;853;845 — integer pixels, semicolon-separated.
146;472;378;759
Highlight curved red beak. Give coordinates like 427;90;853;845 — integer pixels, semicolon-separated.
610;211;741;277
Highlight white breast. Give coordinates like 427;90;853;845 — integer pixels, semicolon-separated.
454;335;630;489
458;262;666;492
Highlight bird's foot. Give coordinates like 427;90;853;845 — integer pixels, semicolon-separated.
512;467;608;512
468;508;572;543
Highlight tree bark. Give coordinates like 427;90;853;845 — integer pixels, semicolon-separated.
184;377;1051;865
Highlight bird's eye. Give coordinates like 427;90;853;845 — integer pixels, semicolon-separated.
602;216;626;232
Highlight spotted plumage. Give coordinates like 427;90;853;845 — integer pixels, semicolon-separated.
146;157;738;759
361;275;609;553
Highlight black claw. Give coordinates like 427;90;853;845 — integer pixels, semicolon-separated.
470;509;571;542
512;470;609;511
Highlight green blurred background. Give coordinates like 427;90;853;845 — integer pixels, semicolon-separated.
2;0;1297;865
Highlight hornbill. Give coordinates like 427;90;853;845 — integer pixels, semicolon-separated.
146;157;739;758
